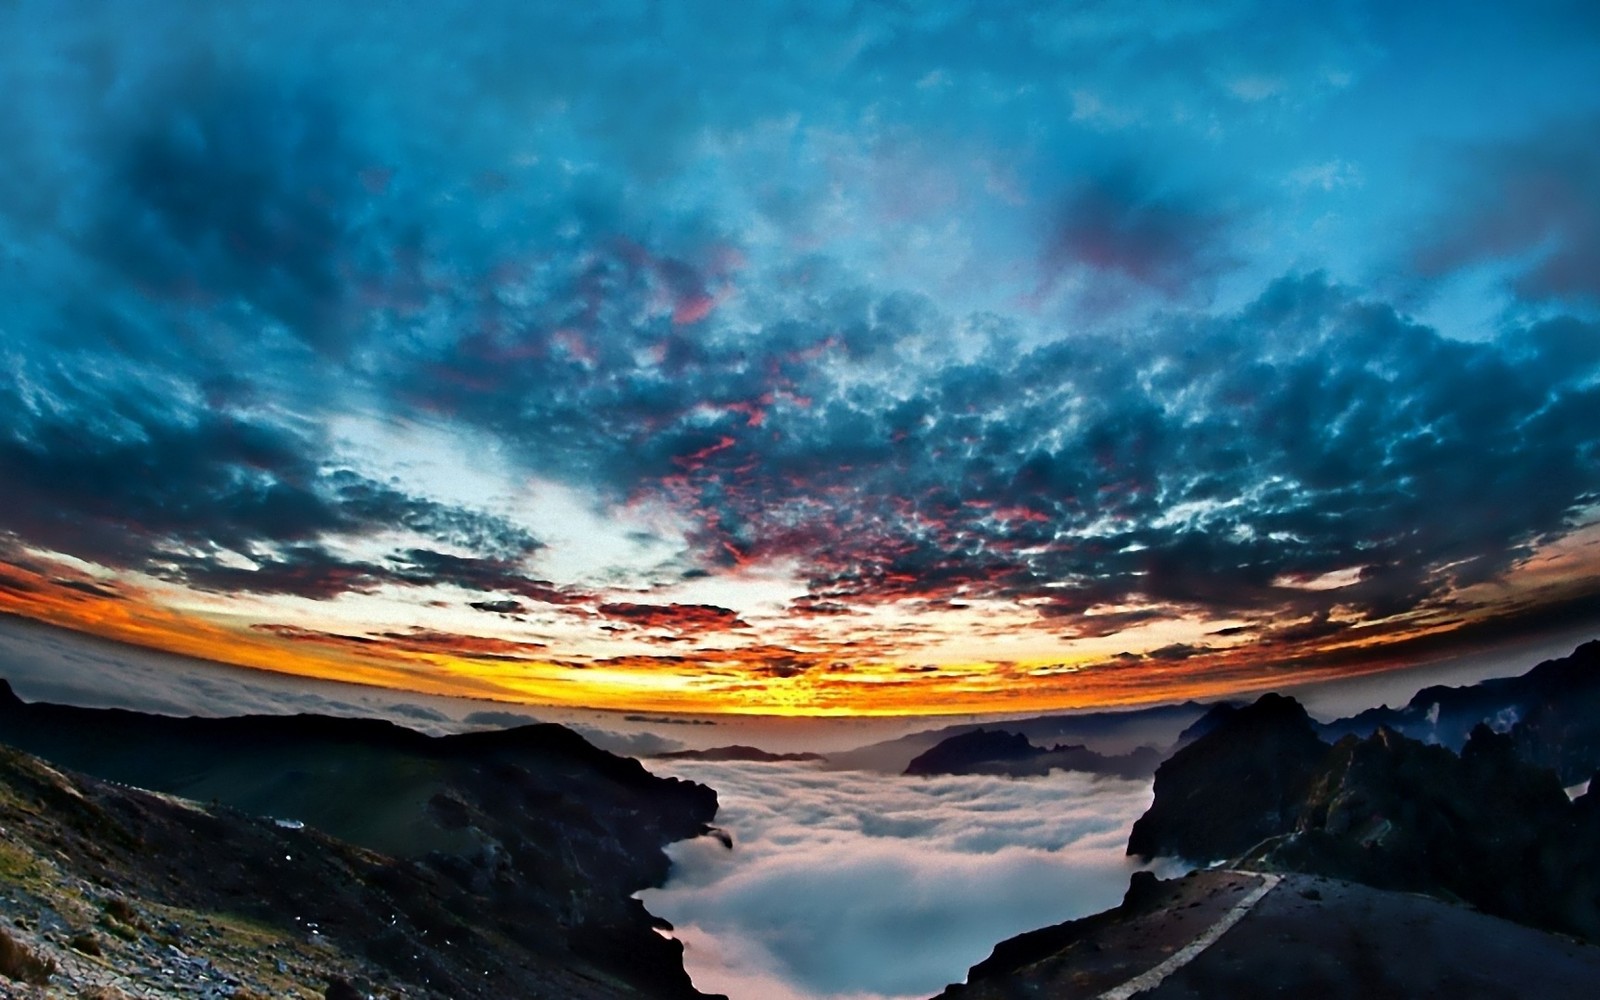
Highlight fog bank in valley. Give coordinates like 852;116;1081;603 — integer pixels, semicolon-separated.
640;760;1174;1000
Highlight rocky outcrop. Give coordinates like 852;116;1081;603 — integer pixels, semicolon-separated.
1126;693;1326;862
1129;686;1600;943
903;728;1160;780
1249;725;1583;932
0;680;723;999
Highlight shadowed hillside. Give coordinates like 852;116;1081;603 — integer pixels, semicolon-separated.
0;681;724;999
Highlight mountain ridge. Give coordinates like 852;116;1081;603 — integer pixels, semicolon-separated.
0;679;724;999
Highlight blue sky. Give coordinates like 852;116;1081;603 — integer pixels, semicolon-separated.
0;0;1597;713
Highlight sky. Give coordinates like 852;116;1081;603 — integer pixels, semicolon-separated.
1;1;1598;715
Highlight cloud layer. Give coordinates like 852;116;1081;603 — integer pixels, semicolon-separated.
639;760;1174;1000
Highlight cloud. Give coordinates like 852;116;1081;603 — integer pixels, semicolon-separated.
1035;166;1241;309
598;602;750;634
639;760;1175;1000
253;623;549;662
540;273;1598;639
1147;643;1209;662
0;363;565;601
383;701;451;723
88;69;385;357
1415;119;1600;304
468;599;528;615
1;0;1598;698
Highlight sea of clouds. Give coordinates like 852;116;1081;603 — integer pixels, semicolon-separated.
639;759;1176;1000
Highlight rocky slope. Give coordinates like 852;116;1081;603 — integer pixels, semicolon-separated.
1129;688;1600;943
902;728;1160;779
0;681;724;999
1126;693;1326;863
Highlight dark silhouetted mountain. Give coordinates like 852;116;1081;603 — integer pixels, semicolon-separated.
1173;699;1244;745
0;680;723;999
903;728;1161;779
1126;692;1326;862
1324;639;1600;783
1128;683;1600;943
1241;723;1597;937
652;745;824;762
826;701;1212;773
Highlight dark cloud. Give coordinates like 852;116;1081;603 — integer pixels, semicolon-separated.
0;375;545;600
468;599;528;615
597;602;749;634
1146;643;1209;662
624;714;719;726
90;70;384;355
438;271;1595;636
50;578;125;600
1037;167;1240;308
1259;610;1352;646
254;623;548;661
1415;120;1600;304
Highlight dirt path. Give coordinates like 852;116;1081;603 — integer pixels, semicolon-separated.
1097;873;1279;999
938;869;1600;1000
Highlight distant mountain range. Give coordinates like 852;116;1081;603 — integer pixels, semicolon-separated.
0;680;724;999
824;700;1213;773
652;745;825;763
1322;639;1600;783
903;728;1162;780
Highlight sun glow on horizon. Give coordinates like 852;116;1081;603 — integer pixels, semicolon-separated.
4;526;1594;718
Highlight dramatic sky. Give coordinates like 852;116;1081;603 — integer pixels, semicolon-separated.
1;1;1598;714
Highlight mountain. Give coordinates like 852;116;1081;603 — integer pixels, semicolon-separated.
938;640;1600;999
1126;693;1328;862
903;728;1161;779
1244;724;1595;937
1128;686;1600;943
0;680;723;999
652;745;824;763
1323;639;1600;783
825;701;1213;773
